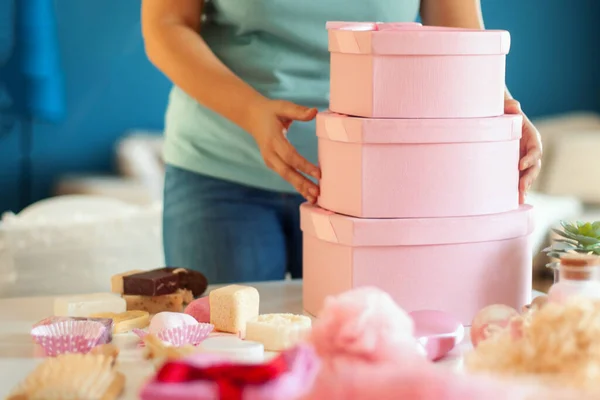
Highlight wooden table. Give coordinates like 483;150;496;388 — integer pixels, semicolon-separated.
0;280;536;398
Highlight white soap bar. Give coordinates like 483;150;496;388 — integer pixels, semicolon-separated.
54;293;127;317
199;336;264;363
209;285;259;337
245;313;312;351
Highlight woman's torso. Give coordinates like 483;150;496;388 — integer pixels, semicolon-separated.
164;0;420;193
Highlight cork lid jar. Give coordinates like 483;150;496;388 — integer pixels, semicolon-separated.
558;253;600;281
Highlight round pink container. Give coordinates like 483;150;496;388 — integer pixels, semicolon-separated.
317;111;522;218
327;22;511;118
300;203;533;325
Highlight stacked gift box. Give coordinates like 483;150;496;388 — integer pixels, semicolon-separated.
301;22;534;324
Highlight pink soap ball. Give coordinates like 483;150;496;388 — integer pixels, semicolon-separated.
309;287;422;364
184;296;210;323
149;312;198;334
470;304;520;347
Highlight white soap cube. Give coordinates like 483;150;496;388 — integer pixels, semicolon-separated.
209;285;259;337
245;313;312;351
54;293;127;317
199;336;264;363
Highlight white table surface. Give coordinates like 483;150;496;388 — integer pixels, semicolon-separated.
0;280;540;399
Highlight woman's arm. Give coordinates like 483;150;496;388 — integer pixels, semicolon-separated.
141;0;320;201
420;0;542;202
141;0;263;132
420;0;484;30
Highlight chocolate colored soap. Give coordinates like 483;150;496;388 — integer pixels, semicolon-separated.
123;270;180;296
160;267;208;297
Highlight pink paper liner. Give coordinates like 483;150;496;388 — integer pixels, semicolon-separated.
31;320;106;357
134;323;214;347
33;316;113;344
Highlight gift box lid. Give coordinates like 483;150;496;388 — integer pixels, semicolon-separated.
316;112;522;144
327;22;510;56
301;204;533;246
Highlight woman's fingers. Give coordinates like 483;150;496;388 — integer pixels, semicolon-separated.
253;99;321;200
273;100;318;122
273;136;321;180
519;150;542;204
504;99;522;114
520;161;541;192
267;153;319;203
519;146;542;171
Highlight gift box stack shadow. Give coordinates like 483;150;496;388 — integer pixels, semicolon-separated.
301;22;535;325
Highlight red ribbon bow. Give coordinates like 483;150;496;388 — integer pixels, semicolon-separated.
156;354;289;399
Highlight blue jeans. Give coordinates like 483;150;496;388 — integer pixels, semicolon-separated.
162;165;304;284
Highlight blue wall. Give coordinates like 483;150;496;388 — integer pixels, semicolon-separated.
482;0;600;117
0;0;599;213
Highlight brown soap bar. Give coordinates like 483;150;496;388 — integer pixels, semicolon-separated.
111;269;145;294
179;289;194;305
159;267;208;297
122;269;180;296
123;292;184;314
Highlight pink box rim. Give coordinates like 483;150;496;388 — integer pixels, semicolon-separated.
327;21;510;55
316;112;522;144
300;204;533;247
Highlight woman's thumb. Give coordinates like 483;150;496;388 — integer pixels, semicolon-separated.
274;100;318;121
504;99;522;115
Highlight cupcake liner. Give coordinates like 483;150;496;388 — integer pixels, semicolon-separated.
134;323;213;347
33;316;113;344
31;320;107;357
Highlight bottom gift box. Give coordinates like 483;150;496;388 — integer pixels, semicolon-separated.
301;203;534;325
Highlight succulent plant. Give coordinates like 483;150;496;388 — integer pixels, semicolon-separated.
543;221;600;264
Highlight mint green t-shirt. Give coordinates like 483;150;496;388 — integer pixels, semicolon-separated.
164;0;420;193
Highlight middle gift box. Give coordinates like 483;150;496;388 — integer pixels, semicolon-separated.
317;111;522;219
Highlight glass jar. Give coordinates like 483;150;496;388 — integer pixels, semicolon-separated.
547;254;600;304
547;261;560;284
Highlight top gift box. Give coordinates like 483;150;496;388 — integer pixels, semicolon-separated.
327;22;511;119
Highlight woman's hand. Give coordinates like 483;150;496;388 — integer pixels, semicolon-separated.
245;98;321;203
142;1;320;202
504;99;542;204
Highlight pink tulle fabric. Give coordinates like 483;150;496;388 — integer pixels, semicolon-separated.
309;287;423;363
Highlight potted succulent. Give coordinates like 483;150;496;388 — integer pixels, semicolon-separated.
543;220;600;282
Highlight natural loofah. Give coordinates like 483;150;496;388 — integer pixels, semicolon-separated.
467;297;600;390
